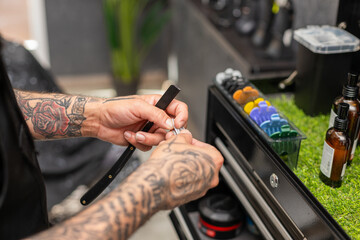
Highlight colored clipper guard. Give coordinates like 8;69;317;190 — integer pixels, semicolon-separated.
270;124;298;139
244;98;271;115
223;77;248;94
260;113;288;136
249;101;277;125
233;86;259;105
217;70;248;94
269;125;299;163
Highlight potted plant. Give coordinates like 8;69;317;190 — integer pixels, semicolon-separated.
103;0;170;96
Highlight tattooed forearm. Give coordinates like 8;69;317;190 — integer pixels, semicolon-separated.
28;137;217;240
67;97;87;136
14;90;90;139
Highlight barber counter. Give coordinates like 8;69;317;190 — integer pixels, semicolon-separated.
169;82;350;240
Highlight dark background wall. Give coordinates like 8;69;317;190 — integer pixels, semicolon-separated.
44;0;170;77
45;0;111;76
292;0;339;29
172;0;342;139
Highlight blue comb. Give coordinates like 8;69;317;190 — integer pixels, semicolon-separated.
260;114;288;136
249;101;277;125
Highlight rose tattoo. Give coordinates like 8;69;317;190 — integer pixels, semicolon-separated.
32;100;70;136
14;91;88;138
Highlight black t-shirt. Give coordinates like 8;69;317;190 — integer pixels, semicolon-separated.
0;48;49;239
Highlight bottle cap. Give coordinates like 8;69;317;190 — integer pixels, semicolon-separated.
334;103;349;130
342;73;359;98
347;72;358;87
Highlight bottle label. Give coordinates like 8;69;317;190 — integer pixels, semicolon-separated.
320;141;334;178
341;162;347;178
329;108;337;128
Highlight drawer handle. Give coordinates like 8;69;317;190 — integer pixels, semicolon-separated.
215;137;292;240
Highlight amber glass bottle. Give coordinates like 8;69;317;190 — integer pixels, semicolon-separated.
329;73;360;165
320;103;350;188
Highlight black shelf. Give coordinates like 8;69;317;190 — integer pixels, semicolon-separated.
191;0;296;79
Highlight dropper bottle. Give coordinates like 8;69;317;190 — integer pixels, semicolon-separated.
329;73;360;165
320;103;350;188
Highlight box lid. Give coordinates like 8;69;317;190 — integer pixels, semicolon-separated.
294;25;360;54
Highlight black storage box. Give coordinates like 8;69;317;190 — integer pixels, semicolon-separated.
293;26;360;116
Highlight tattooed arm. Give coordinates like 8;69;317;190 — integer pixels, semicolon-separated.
27;131;223;240
14;90;95;139
14;90;188;150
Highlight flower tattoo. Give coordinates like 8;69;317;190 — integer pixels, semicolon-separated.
32;100;70;136
14;91;88;138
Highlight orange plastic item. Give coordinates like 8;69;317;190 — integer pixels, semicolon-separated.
232;86;259;105
233;89;243;101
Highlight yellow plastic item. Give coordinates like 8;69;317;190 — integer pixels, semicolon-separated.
244;98;271;115
254;98;264;105
244;102;255;114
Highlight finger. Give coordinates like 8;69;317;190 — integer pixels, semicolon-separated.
135;131;166;146
165;128;192;140
165;131;175;139
134;100;174;130
165;99;188;129
138;95;188;129
175;130;193;144
123;131;152;151
147;123;168;134
191;138;210;147
191;138;224;169
154;127;168;135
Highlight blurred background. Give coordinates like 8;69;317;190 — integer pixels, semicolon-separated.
0;1;177;239
0;0;359;239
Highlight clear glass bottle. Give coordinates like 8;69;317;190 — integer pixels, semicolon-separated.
320;103;350;188
329;73;360;165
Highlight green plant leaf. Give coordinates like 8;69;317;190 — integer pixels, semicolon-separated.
139;1;171;58
102;0;170;82
103;0;119;49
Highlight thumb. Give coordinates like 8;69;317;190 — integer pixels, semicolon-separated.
165;129;193;144
136;101;173;130
175;130;193;144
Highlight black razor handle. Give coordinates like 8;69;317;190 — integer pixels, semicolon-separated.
80;85;181;205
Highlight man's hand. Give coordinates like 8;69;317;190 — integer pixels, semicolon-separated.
29;130;223;240
14;90;188;151
143;130;224;209
89;94;188;151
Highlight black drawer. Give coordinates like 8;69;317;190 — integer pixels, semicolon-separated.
169;86;349;240
205;86;349;239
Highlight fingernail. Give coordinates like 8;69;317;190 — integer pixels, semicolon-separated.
135;133;145;142
166;118;173;129
124;131;131;139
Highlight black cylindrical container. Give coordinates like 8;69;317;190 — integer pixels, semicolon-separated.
198;194;244;239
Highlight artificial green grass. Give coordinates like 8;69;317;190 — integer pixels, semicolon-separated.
270;95;360;239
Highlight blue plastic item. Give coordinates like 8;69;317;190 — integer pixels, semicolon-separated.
260;113;288;136
249;101;277;125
